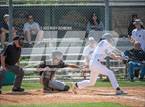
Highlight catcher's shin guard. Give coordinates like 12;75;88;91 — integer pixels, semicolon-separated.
42;78;49;90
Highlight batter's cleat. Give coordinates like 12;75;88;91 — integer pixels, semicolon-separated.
116;90;127;95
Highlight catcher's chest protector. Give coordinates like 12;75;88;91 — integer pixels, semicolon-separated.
42;61;57;80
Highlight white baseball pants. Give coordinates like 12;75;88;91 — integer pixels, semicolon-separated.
77;60;119;89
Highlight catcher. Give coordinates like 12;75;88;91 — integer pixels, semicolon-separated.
37;51;79;93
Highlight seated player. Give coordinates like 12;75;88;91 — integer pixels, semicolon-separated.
37;51;79;93
124;41;145;81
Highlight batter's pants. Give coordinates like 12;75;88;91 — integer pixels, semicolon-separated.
77;60;119;89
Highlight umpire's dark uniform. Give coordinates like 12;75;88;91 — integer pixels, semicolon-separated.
0;36;24;94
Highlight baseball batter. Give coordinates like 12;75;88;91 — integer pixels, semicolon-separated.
74;33;127;95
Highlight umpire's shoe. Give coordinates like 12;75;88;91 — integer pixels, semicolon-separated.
12;87;24;92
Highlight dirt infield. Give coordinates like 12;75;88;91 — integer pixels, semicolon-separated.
0;87;145;107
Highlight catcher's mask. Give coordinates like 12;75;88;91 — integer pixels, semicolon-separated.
52;51;63;65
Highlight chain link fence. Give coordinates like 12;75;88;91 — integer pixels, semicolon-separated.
0;5;105;36
0;1;145;37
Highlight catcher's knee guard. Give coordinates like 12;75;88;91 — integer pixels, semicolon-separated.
63;85;70;91
42;78;49;90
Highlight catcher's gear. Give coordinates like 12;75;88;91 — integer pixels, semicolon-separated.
52;51;63;60
64;85;70;91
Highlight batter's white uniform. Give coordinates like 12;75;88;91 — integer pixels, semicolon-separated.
132;28;145;51
77;39;119;89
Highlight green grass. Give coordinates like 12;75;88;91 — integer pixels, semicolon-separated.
2;80;145;92
0;102;129;107
94;80;145;87
2;81;42;91
2;81;140;107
